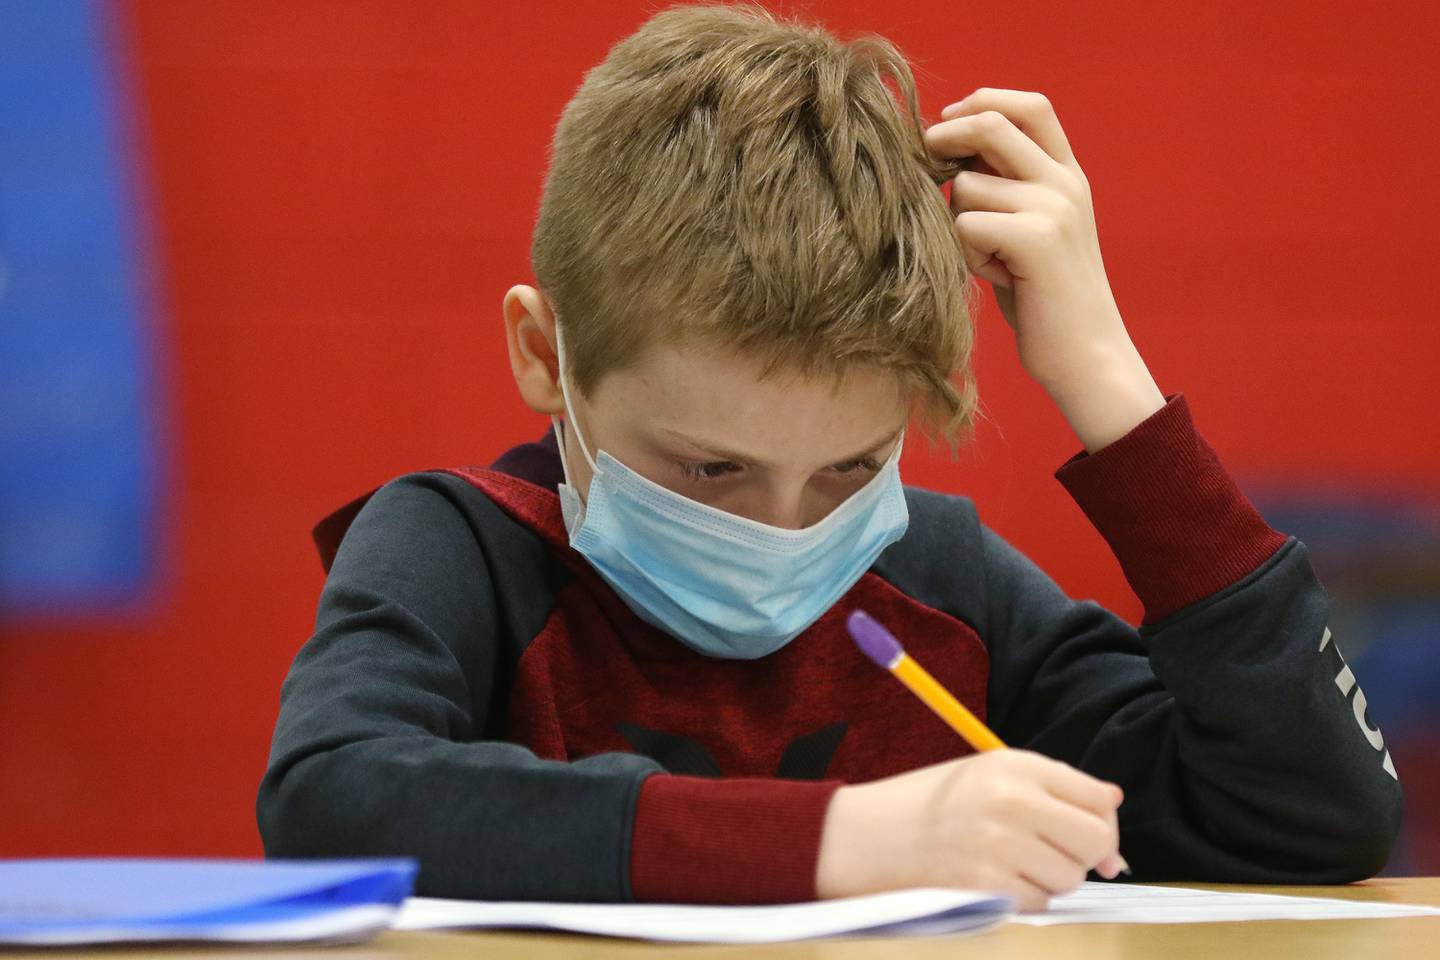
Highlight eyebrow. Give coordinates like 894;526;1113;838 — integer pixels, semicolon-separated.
655;424;902;468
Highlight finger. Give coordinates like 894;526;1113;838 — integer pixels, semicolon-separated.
952;210;1023;284
1038;762;1123;820
957;154;1001;179
1094;788;1128;880
950;169;1054;217
940;87;1078;168
1098;792;1131;877
975;863;1051;914
1027;793;1119;871
1007;876;1053;914
1009;830;1088;897
1043;804;1129;880
954;231;993;280
924;110;1057;183
999;773;1118;874
945;202;1002;279
1095;850;1129;880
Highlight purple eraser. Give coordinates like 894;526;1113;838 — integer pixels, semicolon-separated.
846;609;904;669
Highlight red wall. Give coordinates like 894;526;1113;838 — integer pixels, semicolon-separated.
3;0;1438;858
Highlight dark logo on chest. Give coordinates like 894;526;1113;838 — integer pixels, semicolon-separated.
616;722;848;780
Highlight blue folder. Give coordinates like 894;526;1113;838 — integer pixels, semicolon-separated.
0;858;418;945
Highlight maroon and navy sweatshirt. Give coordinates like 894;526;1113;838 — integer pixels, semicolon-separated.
256;393;1403;903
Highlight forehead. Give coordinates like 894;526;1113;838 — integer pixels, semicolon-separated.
588;341;907;449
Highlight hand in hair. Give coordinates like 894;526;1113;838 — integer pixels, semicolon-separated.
923;89;1165;453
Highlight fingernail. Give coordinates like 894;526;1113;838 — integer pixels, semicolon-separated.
941;101;963;117
1117;855;1132;877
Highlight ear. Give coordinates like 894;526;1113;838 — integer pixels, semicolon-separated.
502;285;565;415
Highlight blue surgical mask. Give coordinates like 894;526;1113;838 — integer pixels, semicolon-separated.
550;325;910;660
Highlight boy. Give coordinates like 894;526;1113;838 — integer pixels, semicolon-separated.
257;2;1401;909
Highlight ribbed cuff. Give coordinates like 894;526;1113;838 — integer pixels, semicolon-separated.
1054;393;1288;626
629;773;843;904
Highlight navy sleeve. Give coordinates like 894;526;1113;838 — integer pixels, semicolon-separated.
982;395;1403;882
255;473;663;901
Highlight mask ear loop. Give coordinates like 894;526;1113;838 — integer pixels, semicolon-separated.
887;429;906;469
551;322;600;488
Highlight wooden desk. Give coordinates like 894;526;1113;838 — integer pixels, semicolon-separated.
14;878;1440;959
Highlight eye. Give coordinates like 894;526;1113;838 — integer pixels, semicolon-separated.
829;456;883;475
679;460;742;482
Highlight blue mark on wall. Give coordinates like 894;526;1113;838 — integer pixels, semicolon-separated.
0;0;166;614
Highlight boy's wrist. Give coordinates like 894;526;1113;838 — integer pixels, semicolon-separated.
815;783;881;900
1041;343;1166;454
815;779;917;900
815;784;856;899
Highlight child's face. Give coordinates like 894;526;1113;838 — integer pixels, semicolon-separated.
504;284;908;529
560;342;907;529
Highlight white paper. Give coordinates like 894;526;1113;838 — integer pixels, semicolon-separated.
392;880;1440;943
1011;881;1440;925
394;887;1012;943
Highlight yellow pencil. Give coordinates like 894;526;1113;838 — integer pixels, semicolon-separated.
846;607;1129;875
846;609;1006;751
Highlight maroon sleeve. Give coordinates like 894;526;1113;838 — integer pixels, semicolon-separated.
1053;392;1288;626
628;774;843;904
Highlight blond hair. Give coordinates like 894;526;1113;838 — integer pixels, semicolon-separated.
530;1;977;444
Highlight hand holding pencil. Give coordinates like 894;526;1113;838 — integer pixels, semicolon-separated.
812;610;1128;912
